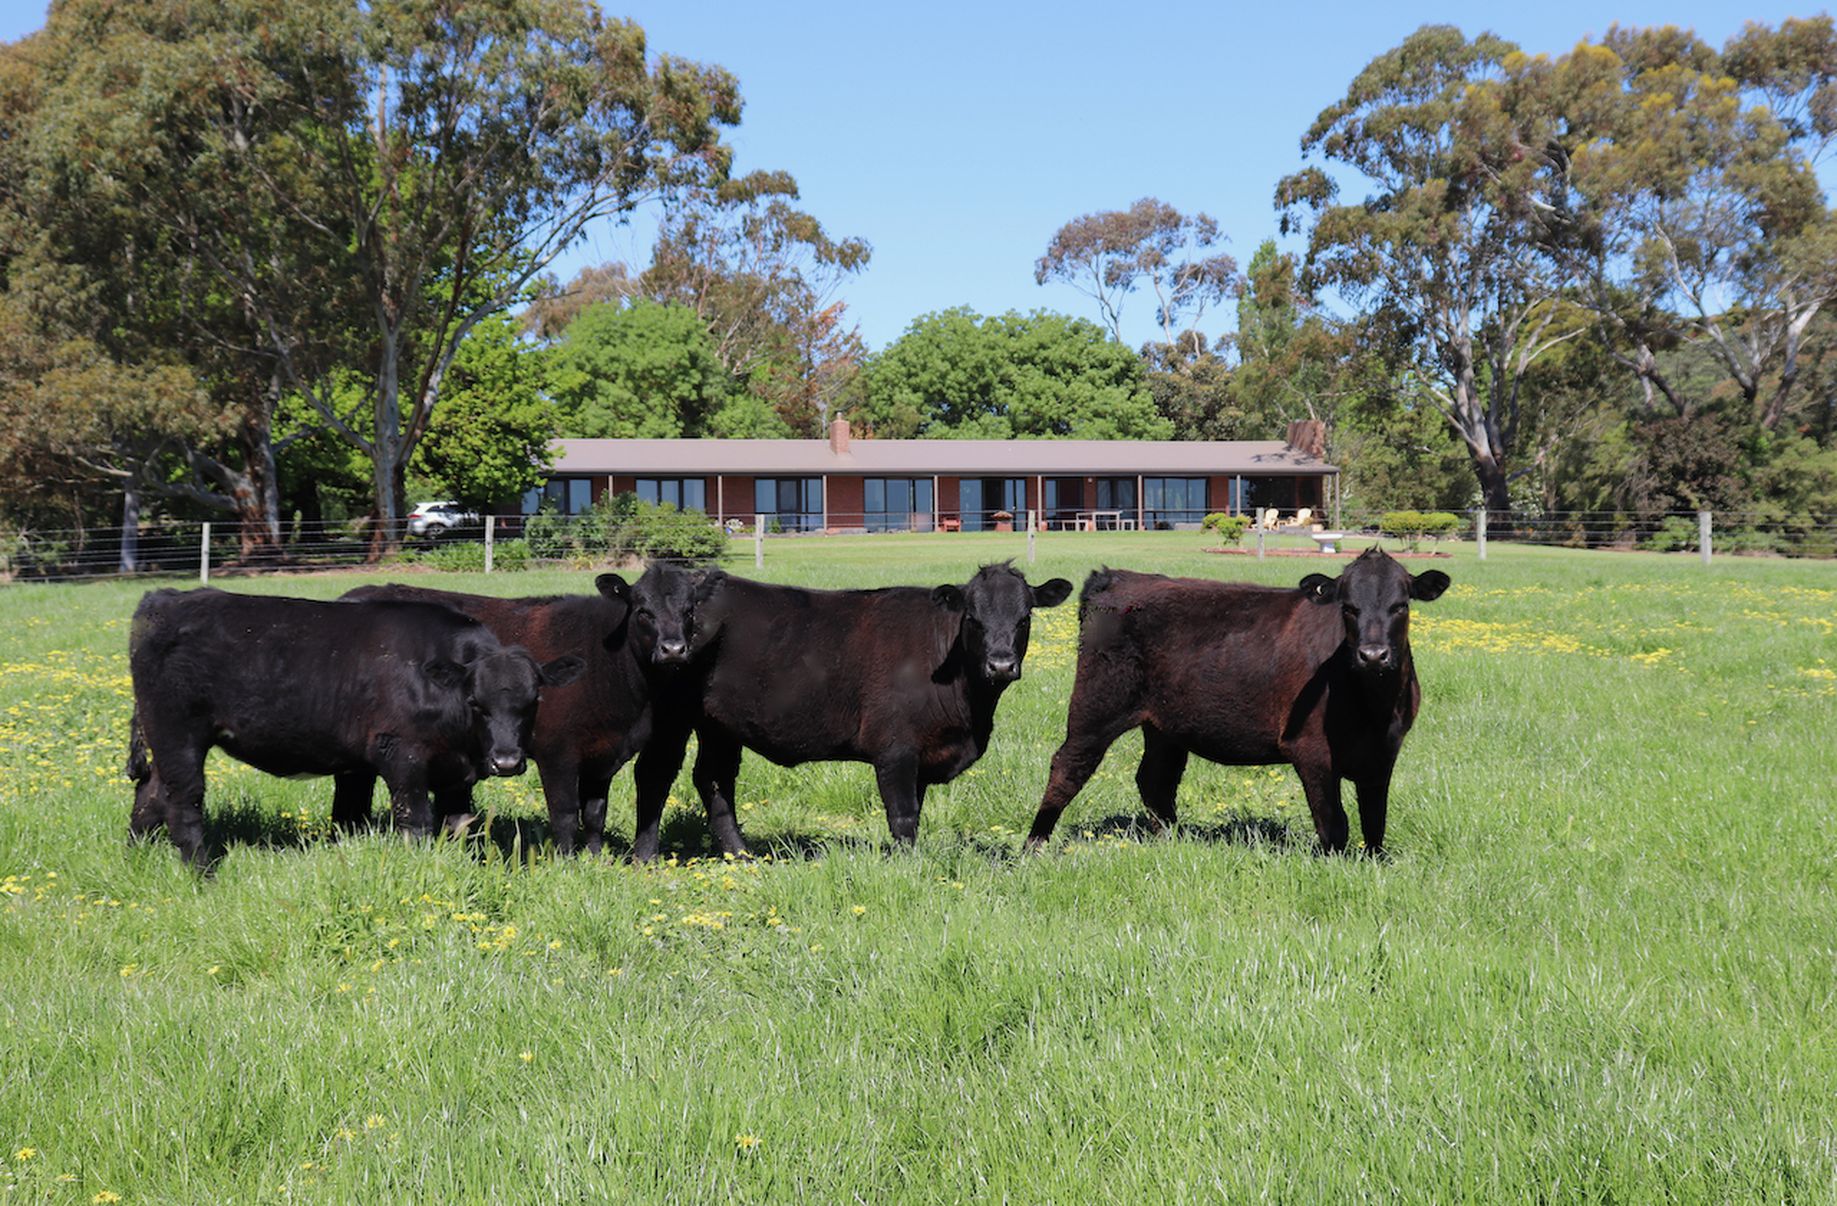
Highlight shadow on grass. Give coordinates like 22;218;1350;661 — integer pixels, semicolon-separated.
147;799;1304;872
1058;809;1299;850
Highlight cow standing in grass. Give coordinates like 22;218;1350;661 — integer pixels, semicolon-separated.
649;562;1073;850
341;567;714;856
1026;548;1450;854
127;589;581;866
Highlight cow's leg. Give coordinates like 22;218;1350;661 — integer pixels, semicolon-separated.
434;785;476;838
631;723;691;863
875;757;922;847
1026;709;1137;848
331;772;376;832
1353;765;1393;857
135;709;209;863
129;768;165;837
577;767;616;857
380;769;434;840
536;756;582;855
1296;760;1350;854
690;733;749;856
126;710;165;837
1136;723;1190;834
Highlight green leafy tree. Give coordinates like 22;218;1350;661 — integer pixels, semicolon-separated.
549;300;740;438
1278;26;1583;511
410;312;557;510
532;170;869;435
861;308;1170;439
1528;20;1837;432
1035;198;1238;347
35;0;741;546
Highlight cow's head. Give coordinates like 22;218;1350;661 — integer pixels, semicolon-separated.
931;562;1074;684
425;648;585;776
1299;547;1449;674
624;564;724;668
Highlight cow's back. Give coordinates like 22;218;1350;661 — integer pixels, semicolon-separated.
131;589;490;774
696;579;959;765
1077;570;1346;763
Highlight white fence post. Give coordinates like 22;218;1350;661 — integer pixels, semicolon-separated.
1699;510;1712;565
483;515;495;573
755;514;764;568
199;521;211;584
1026;509;1036;564
1476;508;1488;561
1255;523;1265;561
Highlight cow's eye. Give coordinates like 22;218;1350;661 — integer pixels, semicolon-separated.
1341;604;1359;618
1390;603;1409;616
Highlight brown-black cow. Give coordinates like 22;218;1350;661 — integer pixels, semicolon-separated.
340;567;711;856
127;588;581;866
1026;548;1449;854
648;562;1073;851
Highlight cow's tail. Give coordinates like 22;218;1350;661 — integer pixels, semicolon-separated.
126;707;150;784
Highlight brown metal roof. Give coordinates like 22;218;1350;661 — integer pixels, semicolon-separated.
551;438;1336;476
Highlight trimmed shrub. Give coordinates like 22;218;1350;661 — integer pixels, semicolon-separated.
524;494;726;564
1640;516;1698;553
1202;512;1251;545
1380;510;1460;550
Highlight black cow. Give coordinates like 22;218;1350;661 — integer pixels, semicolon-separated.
127;588;582;865
650;562;1073;850
1026;548;1450;854
341;567;706;855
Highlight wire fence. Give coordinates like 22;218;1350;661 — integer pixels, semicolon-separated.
3;507;1835;585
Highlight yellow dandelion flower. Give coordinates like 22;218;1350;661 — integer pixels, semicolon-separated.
519;1050;534;1063
13;1147;36;1161
93;1194;122;1204
364;1114;386;1130
851;905;866;916
206;965;221;976
734;1133;761;1152
336;1128;356;1142
547;939;562;950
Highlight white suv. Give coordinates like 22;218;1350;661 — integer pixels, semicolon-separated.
407;500;480;538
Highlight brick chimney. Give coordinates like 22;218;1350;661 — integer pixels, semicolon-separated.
1285;419;1326;459
829;416;852;454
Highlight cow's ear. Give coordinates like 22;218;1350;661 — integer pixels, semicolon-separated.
1410;570;1451;602
539;655;586;687
690;569;727;607
595;573;629;603
1299;573;1338;605
1031;578;1074;609
931;584;965;611
422;658;468;690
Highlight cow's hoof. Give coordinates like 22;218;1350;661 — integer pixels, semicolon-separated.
440;812;479;839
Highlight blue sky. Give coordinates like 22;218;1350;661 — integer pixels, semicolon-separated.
0;1;1822;349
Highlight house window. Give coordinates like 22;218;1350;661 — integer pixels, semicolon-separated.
1144;477;1208;528
1043;478;1083;527
863;478;934;532
957;477;1026;531
522;477;594;516
1093;477;1137;513
755;477;824;532
635;478;707;512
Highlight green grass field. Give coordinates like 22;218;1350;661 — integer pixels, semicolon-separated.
2;533;1834;1201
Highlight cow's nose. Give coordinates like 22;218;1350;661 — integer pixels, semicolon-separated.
986;656;1018;680
490;752;524;775
1357;644;1392;669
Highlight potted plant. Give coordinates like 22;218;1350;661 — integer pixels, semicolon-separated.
991;509;1014;533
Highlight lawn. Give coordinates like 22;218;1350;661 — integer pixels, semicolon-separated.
1;532;1834;1201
